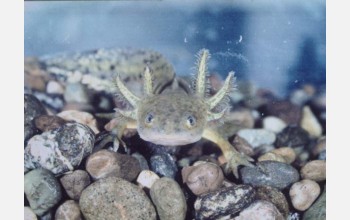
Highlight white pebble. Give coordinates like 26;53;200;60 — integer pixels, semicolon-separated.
262;116;287;133
46;81;64;94
137;170;160;189
300;106;322;137
289;179;320;211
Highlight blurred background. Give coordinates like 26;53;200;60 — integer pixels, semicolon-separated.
24;0;326;97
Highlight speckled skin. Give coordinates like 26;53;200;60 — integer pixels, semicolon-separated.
107;49;254;178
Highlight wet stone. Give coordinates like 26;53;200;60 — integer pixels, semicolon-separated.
34;115;66;132
55;200;81;220
79;176;156;220
275;125;310;148
24;169;62;216
24;122;95;175
300;160;326;182
234;200;284;220
194;184;256;220
24;94;47;143
255;186;289;218
302;187;326;220
237;128;276;148
241;161;300;190
150;177;187;220
60;170;91;200
289;179;321;211
150;153;178;178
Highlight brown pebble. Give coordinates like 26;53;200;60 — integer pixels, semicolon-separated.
34;115;66;132
57;110;99;134
255;186;289;218
271;147;296;164
289;179;320;211
182;162;224;195
263;100;302;125
60;170;91;200
55;200;82;220
300;160;326;182
258;152;287;163
230;135;255;157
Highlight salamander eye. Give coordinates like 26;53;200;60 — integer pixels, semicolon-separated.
186;115;196;128
145;113;154;124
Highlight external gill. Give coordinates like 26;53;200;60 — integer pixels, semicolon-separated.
193;49;210;98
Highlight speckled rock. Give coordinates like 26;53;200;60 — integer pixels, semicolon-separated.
150;177;187;220
136;170;160;189
24;122;95;175
275;125;310;148
24;169;62;216
241;161;299;190
60;170;91;200
150;153;178;178
303;187;326;220
24;94;47;143
85;150;141;181
255;186;289;217
290;179;320;211
24;207;38;220
55;200;81;220
300;160;326;182
258;152;287;163
271;147;296;164
262;116;287;133
57;110;99;134
230;135;255;157
194;185;256;220
79;176;156;220
237;129;276;148
234;200;284;220
182;162;224;195
34;115;66;132
300;106;323;137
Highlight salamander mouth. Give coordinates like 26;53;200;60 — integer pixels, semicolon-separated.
138;132;202;146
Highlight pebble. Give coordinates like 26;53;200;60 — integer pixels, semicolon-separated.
181;162;224;195
24;207;38;220
24;122;95;175
86;149;141;181
290;179;320;211
79;176;156;220
262;116;287;133
241;161;299;190
312;136;326;157
300;160;326;182
34;115;66;132
230;135;255;157
132;152;150;170
24;94;47;143
254;145;276;157
60;170;91;200
255;186;289;217
258;152;287;163
275;125;310;148
46;81;65;95
55;200;81;220
302;187;326;220
237;128;276;148
234;200;284;220
271;147;296;164
136;170;160;189
262;100;301;124
64;83;89;104
150;153;178;178
300;106;323;137
150;177;187;220
24;169;62;216
194;185;256;220
57;110;99;134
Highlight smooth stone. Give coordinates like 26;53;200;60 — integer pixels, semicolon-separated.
262;116;287;133
24;122;95;175
24;94;47;143
303;187;326;220
24;207;38;220
136;170;160;189
34;115;66;132
86;150;141;181
230;135;255;157
60;170;91;200
46;81;65;94
150;177;187;220
271;147;296;164
300;160;326;182
241;161;299;190
57;110;99;134
255;186;289;218
79;177;156;220
300;106;323;137
275;125;310;148
64;83;89;104
234;200;284;220
237;129;276;148
55;200;81;220
289;179;321;211
258;152;287;163
150;153;178;179
24;169;62;216
194;185;256;220
182;162;224;195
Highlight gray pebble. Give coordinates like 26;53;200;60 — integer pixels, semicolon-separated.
24;169;62;216
150;177;187;220
241;161;299;190
194;184;256;220
55;200;82;220
79;176;156;220
234;200;284;220
24;122;95;175
275;125;310;148
60;170;91;200
302;187;326;220
150;153;178;178
237;129;276;148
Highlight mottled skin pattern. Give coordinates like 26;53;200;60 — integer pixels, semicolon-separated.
106;49;254;178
